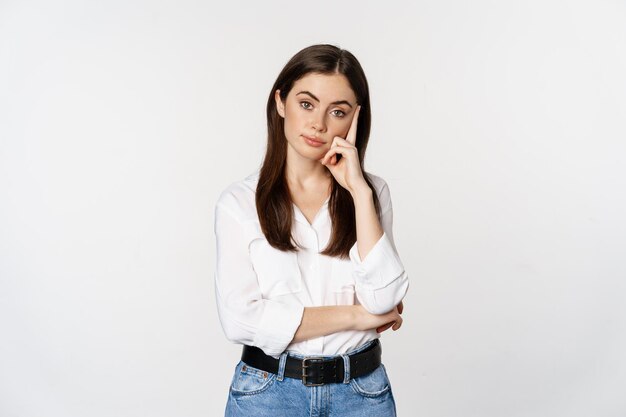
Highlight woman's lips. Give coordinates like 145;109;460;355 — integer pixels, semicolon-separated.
302;135;325;147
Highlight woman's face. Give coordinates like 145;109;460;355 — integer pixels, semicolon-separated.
275;72;358;164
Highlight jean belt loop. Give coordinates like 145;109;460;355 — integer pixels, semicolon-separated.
277;352;288;381
341;353;351;384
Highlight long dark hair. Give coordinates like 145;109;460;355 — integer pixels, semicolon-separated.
256;44;382;259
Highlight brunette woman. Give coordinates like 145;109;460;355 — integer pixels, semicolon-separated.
214;43;409;417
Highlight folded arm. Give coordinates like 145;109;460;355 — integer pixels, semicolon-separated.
214;202;304;358
349;179;409;315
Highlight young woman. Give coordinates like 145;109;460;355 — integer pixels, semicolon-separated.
214;44;409;417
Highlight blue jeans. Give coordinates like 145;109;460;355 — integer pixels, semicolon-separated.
224;339;397;417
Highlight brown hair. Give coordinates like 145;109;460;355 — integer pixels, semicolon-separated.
256;44;382;259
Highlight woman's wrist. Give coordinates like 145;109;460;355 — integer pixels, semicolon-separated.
350;182;373;204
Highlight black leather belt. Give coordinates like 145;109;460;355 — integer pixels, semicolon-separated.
241;339;382;386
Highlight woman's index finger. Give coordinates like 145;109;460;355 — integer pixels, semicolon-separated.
345;105;361;145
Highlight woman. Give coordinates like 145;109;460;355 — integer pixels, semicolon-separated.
214;44;409;417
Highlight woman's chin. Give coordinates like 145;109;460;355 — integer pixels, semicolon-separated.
287;145;326;162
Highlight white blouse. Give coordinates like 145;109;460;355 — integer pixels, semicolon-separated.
213;169;409;359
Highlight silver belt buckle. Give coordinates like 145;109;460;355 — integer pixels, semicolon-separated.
302;357;325;386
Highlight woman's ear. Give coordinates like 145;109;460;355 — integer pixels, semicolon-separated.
274;89;285;118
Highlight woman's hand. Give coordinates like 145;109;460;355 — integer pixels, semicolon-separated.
319;105;368;195
352;302;403;333
375;301;403;333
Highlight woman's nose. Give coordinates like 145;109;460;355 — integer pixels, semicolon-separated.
311;112;327;132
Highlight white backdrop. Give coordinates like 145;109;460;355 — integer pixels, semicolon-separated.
1;1;625;416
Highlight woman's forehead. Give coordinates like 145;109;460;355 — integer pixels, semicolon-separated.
290;73;356;103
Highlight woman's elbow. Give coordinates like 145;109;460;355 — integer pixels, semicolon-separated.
216;303;257;346
356;274;409;315
221;319;255;345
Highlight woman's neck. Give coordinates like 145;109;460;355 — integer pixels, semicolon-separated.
285;148;331;190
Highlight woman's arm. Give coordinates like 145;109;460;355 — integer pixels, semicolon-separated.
348;179;410;315
215;198;305;358
290;304;403;344
320;107;409;316
351;184;383;260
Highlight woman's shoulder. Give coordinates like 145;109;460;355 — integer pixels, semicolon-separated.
365;171;388;193
215;168;260;221
365;171;390;195
364;171;393;212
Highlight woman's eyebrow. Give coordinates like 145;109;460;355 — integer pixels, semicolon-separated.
296;91;353;108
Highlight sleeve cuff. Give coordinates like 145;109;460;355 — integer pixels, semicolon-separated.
349;231;406;288
252;297;304;358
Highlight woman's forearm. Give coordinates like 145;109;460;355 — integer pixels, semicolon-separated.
351;184;383;261
290;304;402;344
291;306;356;343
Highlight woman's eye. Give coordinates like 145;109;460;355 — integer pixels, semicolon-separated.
331;110;346;118
300;101;312;110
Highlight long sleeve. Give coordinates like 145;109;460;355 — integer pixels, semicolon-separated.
214;200;304;358
349;179;409;315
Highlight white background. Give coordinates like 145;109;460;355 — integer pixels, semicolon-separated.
1;1;625;416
